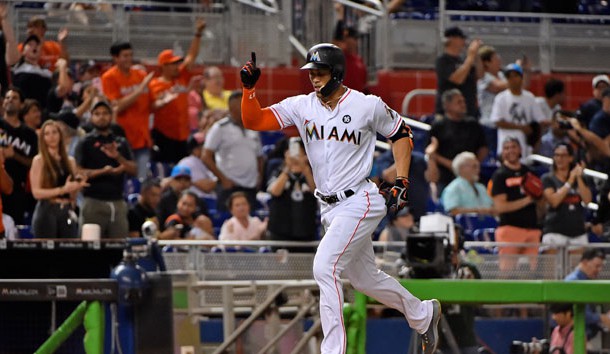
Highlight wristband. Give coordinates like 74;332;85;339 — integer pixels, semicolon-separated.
396;176;410;185
563;182;571;190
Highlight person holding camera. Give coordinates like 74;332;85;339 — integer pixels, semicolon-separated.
539;111;610;163
578;74;609;128
266;137;318;251
548;303;574;354
540;143;592;254
588;87;610;170
160;190;214;240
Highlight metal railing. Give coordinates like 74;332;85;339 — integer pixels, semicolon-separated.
160;239;610;281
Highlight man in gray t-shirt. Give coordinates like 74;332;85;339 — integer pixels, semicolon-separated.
202;91;263;211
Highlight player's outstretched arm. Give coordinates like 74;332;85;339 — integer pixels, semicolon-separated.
240;52;281;131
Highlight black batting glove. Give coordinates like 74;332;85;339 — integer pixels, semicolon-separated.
385;177;409;214
240;52;261;89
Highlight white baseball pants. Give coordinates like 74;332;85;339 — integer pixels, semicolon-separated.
313;181;434;354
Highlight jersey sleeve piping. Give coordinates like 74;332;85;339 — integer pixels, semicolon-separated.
269;106;285;130
385;115;403;138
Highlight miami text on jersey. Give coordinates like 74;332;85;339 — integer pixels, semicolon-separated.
0;132;33;156
304;123;362;145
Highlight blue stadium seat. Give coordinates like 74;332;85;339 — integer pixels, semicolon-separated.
202;197;218;213
17;225;34;239
482;126;498;159
212;211;232;230
127;193;140;207
455;213;498;241
265;158;284;184
124;177;141;196
259;131;286;146
262;144;276;156
411;128;429;154
472;227;497;254
480;158;499;186
425;197;445;214
149;162;173;178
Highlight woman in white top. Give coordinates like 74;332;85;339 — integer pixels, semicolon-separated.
219;191;267;242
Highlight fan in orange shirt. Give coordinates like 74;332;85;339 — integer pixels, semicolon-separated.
101;41;154;179
150;18;206;164
17;16;68;71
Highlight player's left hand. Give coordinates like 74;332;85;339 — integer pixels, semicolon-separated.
384;177;409;214
240;52;261;89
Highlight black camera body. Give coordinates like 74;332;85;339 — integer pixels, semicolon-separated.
558;120;573;130
404;235;452;279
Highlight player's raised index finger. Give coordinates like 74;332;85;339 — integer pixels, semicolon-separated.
251;52;256;65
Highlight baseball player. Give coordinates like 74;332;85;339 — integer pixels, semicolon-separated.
240;43;441;354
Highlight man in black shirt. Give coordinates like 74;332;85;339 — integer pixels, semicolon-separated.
128;178;161;238
0;88;37;224
435;26;483;119
489;137;541;272
75;100;136;238
266;139;318;251
426;89;488;192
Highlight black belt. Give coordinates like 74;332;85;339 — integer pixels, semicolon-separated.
315;189;355;204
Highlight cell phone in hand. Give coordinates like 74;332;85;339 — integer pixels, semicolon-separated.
288;137;301;157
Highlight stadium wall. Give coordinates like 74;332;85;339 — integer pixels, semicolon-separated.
206;66;598;118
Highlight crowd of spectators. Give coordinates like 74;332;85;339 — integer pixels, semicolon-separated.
0;5;606;266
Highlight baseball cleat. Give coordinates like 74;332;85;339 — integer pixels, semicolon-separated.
421;299;441;354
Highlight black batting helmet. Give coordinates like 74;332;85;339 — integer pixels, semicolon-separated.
301;43;345;97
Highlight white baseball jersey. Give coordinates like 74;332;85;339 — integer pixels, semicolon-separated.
270;89;402;194
490;89;547;157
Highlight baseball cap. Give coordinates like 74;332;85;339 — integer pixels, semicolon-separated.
504;63;523;77
158;49;183;66
23;34;41;45
170;165;191;179
186;132;205;151
443;26;467;39
50;109;80;130
91;99;112;113
592;74;610;88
